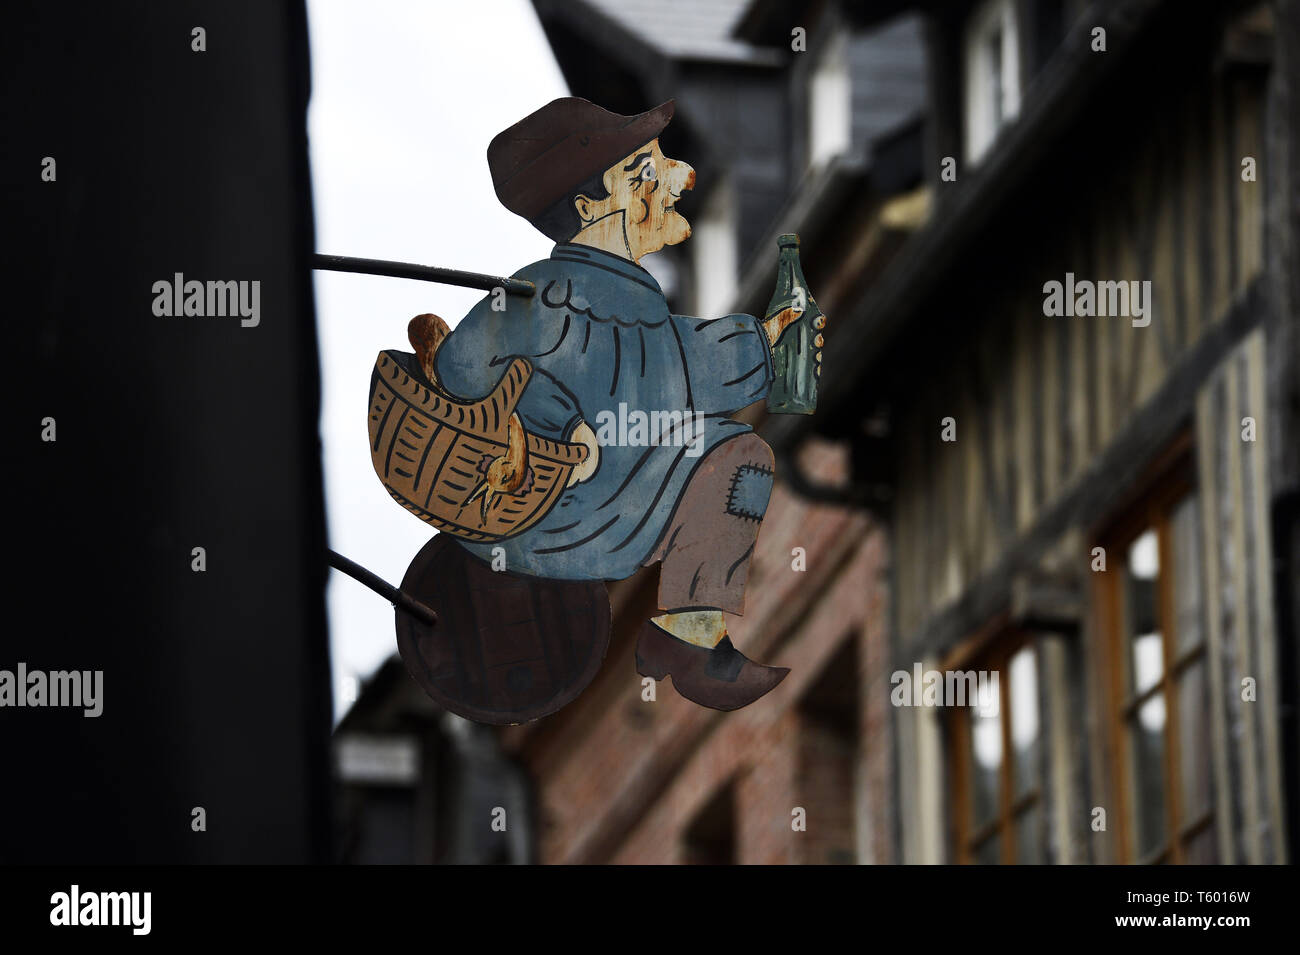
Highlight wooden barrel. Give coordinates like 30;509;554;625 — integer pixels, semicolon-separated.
368;350;589;542
395;534;611;724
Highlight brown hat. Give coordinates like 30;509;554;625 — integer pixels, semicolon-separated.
487;97;675;221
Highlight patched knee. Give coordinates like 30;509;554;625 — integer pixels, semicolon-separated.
725;460;773;521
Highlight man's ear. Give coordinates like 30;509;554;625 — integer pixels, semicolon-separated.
574;194;596;224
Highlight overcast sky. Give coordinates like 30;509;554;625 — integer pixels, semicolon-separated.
306;0;568;721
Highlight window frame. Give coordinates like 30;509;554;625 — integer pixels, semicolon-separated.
806;27;851;170
962;0;1022;163
946;624;1046;864
1094;436;1214;864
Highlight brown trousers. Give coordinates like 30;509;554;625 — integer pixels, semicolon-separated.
641;432;774;615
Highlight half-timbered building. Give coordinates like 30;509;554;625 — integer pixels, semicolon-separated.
755;0;1298;864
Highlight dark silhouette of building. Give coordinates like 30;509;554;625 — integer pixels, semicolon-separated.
6;1;332;863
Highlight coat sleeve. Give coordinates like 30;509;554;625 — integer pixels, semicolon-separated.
434;298;583;441
671;313;773;414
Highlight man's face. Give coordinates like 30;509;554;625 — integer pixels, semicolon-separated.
574;139;695;261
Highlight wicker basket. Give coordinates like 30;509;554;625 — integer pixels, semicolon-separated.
368;350;588;542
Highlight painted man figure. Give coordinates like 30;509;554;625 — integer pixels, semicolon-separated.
434;97;821;711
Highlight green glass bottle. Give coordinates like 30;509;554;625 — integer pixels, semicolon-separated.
765;234;821;415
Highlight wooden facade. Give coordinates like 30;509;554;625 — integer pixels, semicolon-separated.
893;60;1267;645
874;1;1294;864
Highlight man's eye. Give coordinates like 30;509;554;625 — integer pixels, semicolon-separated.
628;162;656;189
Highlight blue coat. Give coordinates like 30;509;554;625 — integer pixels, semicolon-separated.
434;243;773;580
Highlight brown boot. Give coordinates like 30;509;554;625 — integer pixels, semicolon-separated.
635;620;789;711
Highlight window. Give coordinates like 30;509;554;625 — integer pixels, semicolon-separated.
987;25;1005;127
1098;452;1216;863
683;781;736;865
963;0;1021;163
949;631;1047;863
807;29;851;169
798;638;860;864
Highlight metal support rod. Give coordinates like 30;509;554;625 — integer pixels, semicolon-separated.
327;549;438;627
312;253;535;297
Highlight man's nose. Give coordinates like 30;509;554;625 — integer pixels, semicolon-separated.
669;160;695;193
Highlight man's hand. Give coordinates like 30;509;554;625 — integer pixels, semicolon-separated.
762;306;798;348
567;421;600;487
762;307;826;376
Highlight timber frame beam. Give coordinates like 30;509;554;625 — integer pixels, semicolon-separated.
901;277;1266;661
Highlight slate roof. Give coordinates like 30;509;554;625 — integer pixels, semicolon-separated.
581;0;778;63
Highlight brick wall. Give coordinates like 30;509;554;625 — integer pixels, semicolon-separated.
501;441;893;864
